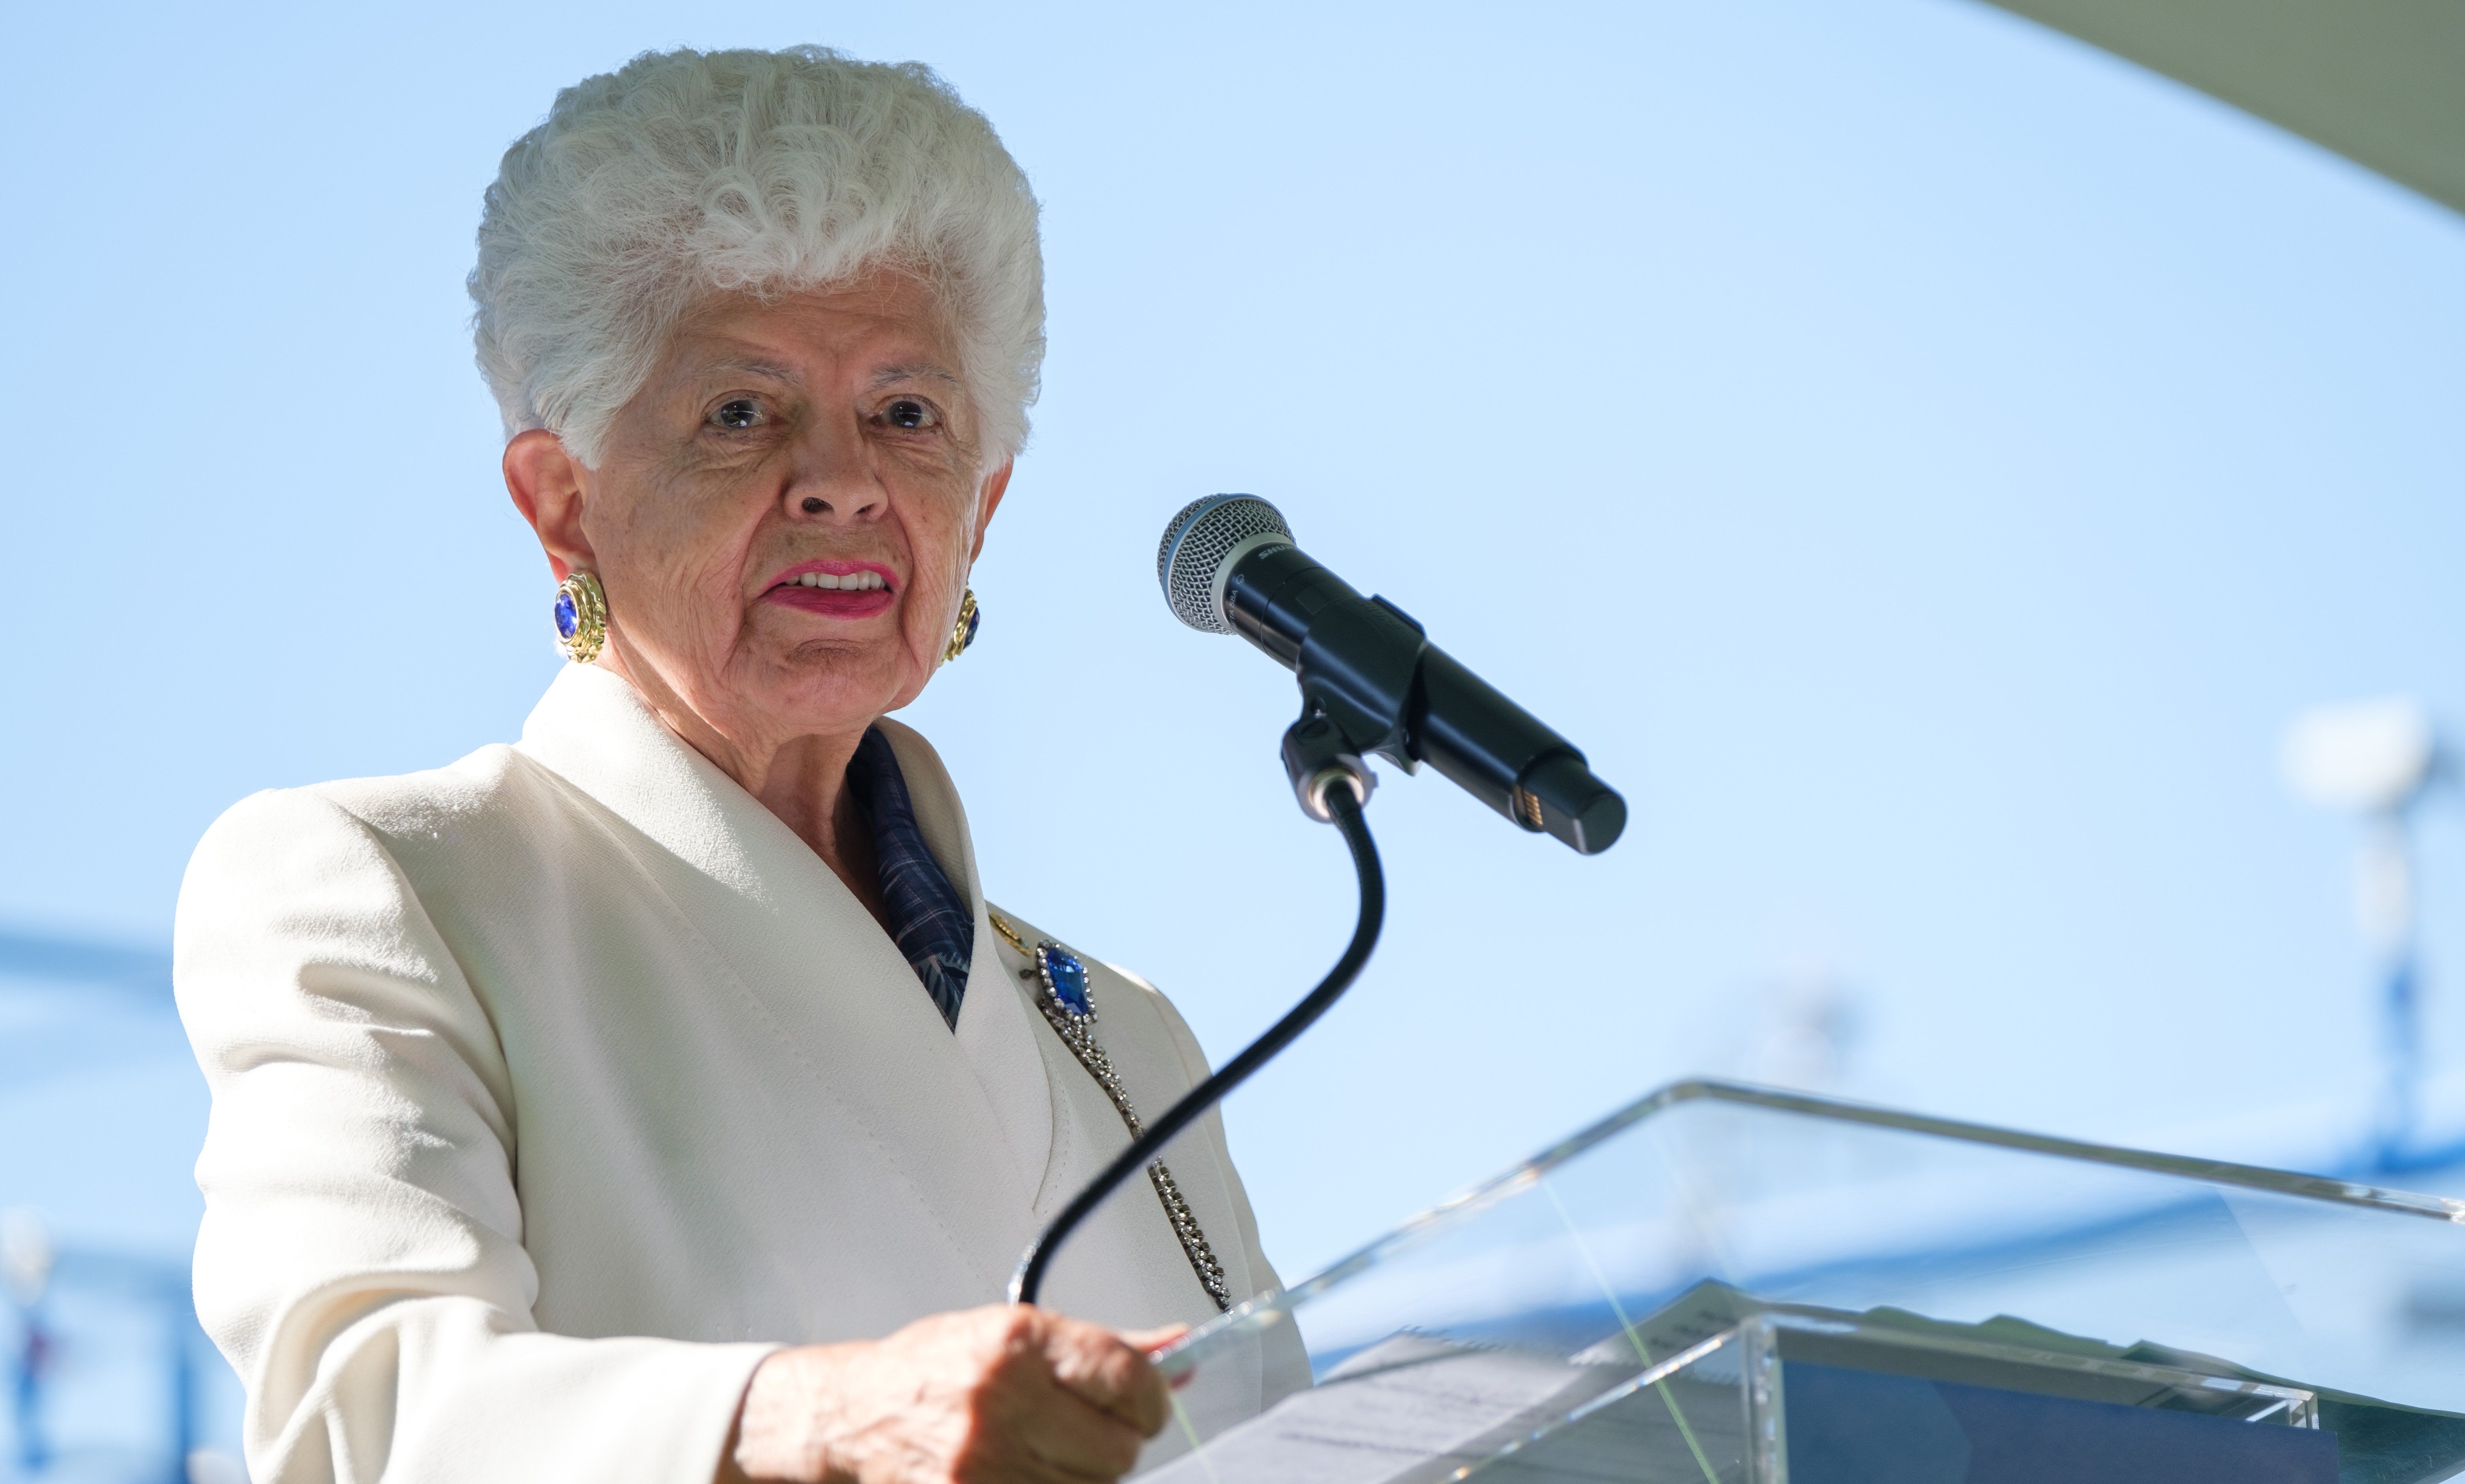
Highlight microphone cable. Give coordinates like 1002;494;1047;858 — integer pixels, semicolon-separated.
1009;782;1384;1308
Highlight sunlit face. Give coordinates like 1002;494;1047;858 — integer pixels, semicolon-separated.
570;268;1007;754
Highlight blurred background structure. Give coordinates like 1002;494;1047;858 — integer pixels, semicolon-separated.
0;0;2458;1473
0;937;241;1480
2282;696;2449;1165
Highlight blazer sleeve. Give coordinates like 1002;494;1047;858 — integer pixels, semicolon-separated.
175;787;776;1484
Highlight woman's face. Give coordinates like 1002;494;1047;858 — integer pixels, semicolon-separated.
513;267;1009;765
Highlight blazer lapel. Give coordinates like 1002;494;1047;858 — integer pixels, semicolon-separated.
878;720;1059;1209
514;666;1037;1291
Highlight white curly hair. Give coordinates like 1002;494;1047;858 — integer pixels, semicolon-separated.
470;46;1043;469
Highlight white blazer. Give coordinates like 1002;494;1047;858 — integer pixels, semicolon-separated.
174;664;1300;1483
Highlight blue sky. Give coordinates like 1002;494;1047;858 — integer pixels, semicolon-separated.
2;0;2459;1283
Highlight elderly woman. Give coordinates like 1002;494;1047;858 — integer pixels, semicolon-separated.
173;47;1299;1484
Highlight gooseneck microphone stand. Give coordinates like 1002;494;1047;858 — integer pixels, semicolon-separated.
1009;715;1385;1307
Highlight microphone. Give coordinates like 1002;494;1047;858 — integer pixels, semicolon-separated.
1157;495;1626;855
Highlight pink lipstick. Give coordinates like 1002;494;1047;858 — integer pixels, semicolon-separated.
762;559;899;620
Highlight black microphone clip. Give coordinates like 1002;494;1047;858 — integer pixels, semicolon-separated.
1280;709;1377;825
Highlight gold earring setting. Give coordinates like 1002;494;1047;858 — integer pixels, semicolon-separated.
943;588;981;664
553;571;608;664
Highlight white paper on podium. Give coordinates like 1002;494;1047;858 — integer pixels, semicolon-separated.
1138;1333;1690;1484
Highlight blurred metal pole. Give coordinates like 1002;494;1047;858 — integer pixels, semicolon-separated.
2282;697;2441;1170
1;1212;50;1478
2358;809;2422;1164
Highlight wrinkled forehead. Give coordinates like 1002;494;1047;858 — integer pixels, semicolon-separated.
657;274;969;395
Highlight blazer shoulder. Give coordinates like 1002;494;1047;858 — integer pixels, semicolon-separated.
182;745;573;944
192;742;545;844
304;743;553;837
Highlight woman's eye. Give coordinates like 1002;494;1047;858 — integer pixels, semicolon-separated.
713;398;764;431
883;398;935;431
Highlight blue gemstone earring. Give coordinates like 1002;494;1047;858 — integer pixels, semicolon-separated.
941;587;980;664
553;571;608;663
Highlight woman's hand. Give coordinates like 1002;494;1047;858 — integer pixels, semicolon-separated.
721;1305;1180;1483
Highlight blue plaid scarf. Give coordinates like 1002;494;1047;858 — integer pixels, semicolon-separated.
845;727;973;1028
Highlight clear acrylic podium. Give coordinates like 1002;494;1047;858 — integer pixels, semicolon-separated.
1135;1081;2465;1482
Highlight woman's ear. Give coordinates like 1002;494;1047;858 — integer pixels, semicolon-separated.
504;429;596;580
968;459;1013;564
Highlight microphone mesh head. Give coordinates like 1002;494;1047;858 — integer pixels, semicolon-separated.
1156;495;1292;633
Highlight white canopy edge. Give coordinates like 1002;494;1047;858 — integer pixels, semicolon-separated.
1978;0;2465;216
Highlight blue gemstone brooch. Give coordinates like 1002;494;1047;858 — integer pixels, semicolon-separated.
1040;943;1093;1016
990;910;1230;1311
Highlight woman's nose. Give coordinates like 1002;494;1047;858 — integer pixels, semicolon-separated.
784;416;887;521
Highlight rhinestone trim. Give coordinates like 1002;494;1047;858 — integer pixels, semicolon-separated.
989;910;1232;1311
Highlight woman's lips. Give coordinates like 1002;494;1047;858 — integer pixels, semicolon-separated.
766;585;896;618
761;560;899;620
